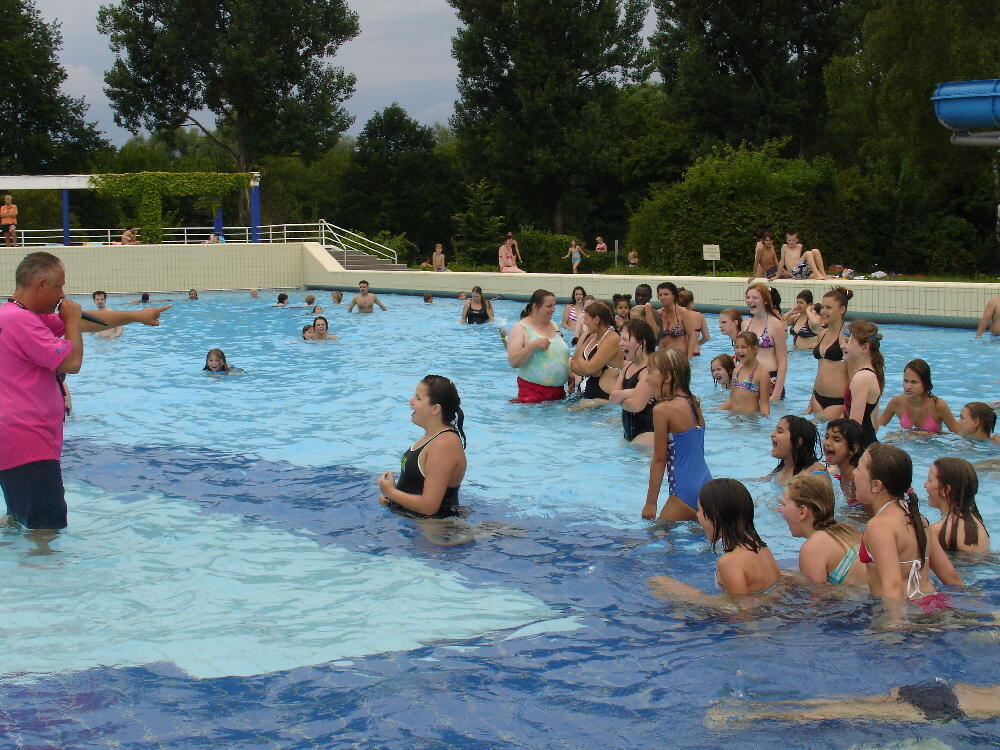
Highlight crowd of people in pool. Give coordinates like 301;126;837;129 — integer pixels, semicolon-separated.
347;279;997;628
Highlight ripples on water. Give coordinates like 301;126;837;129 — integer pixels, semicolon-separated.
1;291;997;747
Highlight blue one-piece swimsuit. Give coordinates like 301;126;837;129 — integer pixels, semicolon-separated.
666;399;713;509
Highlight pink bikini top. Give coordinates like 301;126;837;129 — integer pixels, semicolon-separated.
899;401;941;433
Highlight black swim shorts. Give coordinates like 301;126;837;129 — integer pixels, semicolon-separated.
897;680;966;722
0;459;68;529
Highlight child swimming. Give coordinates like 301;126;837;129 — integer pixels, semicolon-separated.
203;348;239;373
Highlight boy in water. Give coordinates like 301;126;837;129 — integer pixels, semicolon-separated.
348;281;388;313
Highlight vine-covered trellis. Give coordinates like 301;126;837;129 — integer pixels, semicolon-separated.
92;172;253;243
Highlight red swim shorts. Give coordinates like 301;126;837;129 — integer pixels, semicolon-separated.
510;377;565;404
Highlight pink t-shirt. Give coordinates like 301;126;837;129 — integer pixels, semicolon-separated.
0;302;72;470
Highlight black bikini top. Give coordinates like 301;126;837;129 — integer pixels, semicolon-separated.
813;331;843;362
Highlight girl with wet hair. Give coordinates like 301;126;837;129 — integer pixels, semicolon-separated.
769;415;828;486
460;285;494;324
843;320;884;449
643;349;712;521
609;319;658;445
855;443;962;616
878;359;959;434
657;281;695;359
956;401;1000;441
778;475;865;585
203;348;233;372
720;331;770;416
807;286;853;419
822;418;865;509
710;354;735;389
312;316;336;341
649;478;781;600
744;282;787;402
925;458;989;553
378;375;468;519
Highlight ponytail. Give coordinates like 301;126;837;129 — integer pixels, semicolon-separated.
848;320;885;393
903;487;927;568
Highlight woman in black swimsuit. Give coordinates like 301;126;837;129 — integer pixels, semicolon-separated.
459;286;493;324
609;319;658;445
808;287;853;420
785;290;821;350
843;320;884;449
378;375;467;518
569;301;622;405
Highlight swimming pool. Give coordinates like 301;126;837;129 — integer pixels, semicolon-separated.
2;291;998;747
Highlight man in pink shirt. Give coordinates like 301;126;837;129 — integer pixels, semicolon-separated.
0;252;170;529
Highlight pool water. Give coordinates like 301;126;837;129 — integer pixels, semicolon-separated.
2;291;998;747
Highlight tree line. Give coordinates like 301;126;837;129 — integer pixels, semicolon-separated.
4;0;999;275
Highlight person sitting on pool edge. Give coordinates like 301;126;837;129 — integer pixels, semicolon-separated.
378;375;467;518
348;280;388;313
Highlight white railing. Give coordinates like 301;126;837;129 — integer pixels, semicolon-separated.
13;221;399;265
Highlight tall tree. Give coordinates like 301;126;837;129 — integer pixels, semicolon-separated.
341;104;458;254
449;0;649;233
0;0;106;173
652;0;859;157
97;0;360;172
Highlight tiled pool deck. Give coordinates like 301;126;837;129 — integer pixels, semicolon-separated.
3;242;997;327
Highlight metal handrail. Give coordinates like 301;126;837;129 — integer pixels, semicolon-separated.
11;221;399;264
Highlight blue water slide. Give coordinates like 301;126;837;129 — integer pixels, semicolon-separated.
931;79;1000;145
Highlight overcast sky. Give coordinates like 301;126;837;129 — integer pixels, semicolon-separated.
34;0;655;147
33;0;466;145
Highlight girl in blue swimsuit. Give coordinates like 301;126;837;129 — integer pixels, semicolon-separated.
643;349;713;522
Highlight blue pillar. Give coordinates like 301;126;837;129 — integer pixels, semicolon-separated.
249;174;260;243
213;201;224;235
61;190;70;245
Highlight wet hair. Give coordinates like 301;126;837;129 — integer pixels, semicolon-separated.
768;286;782;313
277;293;289;304
203;348;230;371
773;415;821;476
312;315;329;329
359;280;369;286
903;359;936;401
648;348;704;427
423;294;433;303
822;286;853;310
963;401;997;436
92;290;107;301
14;251;63;287
584;300;615;329
521;288;555;319
656;281;679;301
699;478;767;553
301;324;313;339
719;308;744;332
571;285;587;302
332;290;343;301
865;443;926;565
745;282;782;321
932;457;987;551
710;354;735;387
796;289;814;305
676;288;694;307
785;474;860;552
421;374;466;447
824;418;864;467
620;319;656;354
140;292;150;303
759;230;775;242
847;320;885;394
734;330;759;349
304;294;315;305
470;285;493;316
